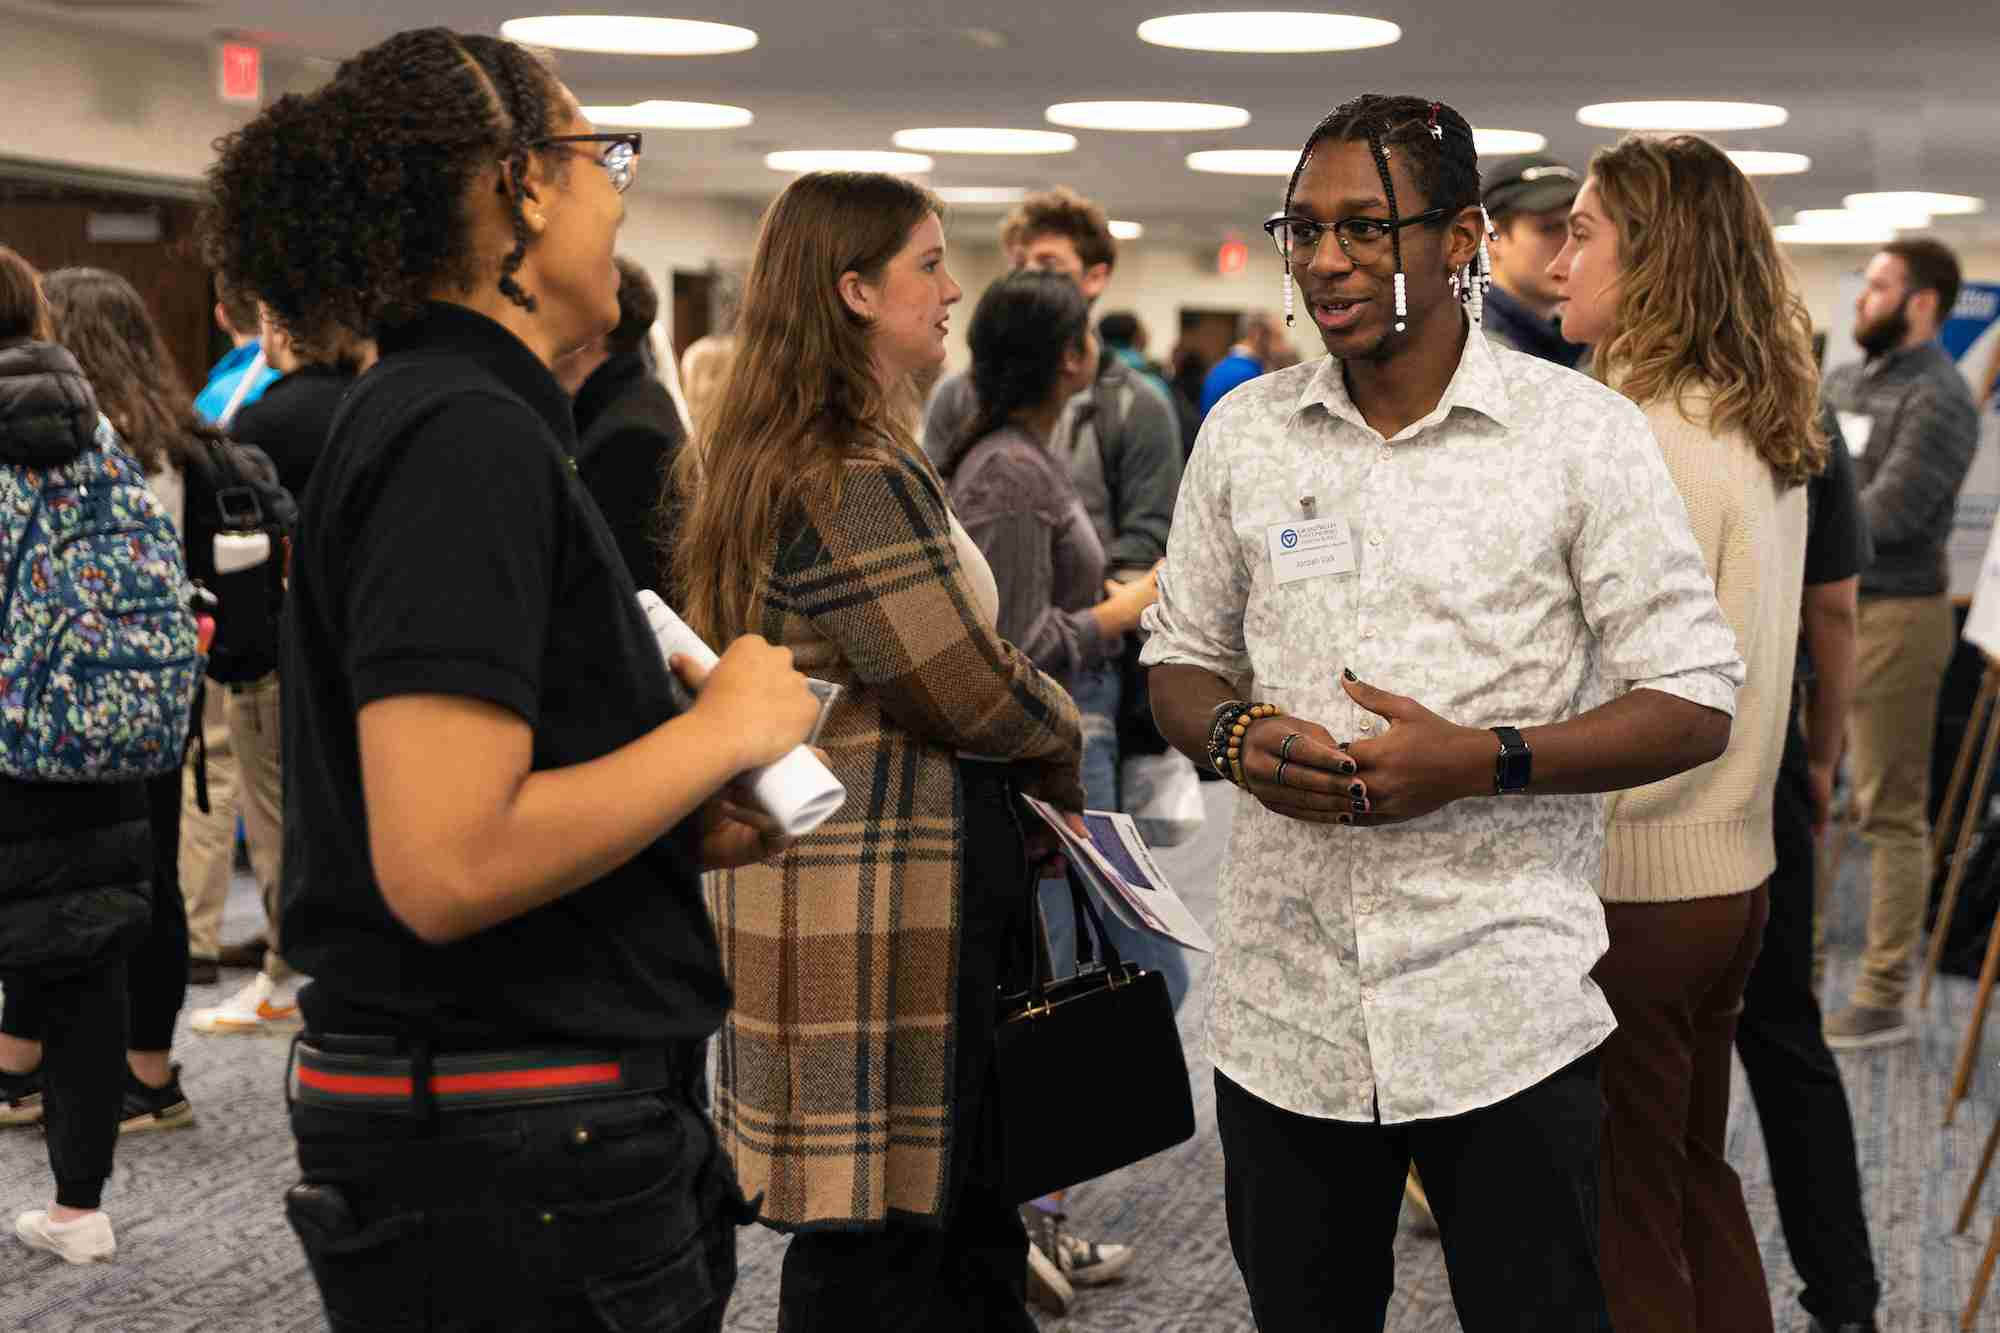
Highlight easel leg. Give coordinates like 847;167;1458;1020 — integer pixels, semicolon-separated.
1966;1212;2000;1330
1926;682;2000;1008
1960;1110;2000;1236
1937;671;1999;883
1947;912;2000;1126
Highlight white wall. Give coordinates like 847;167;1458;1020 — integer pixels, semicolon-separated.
0;14;319;185
616;193;761;324
1788;244;2000;330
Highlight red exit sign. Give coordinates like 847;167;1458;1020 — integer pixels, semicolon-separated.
218;41;263;106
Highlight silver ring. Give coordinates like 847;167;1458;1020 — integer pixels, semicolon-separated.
1280;732;1302;762
1275;759;1290;788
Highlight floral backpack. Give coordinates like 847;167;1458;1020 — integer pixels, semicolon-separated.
0;416;201;781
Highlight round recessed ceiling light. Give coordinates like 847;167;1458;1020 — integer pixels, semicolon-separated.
1046;100;1251;132
1109;220;1145;240
500;15;758;55
934;186;1030;205
765;150;933;174
1845;191;1986;217
1798;206;1931;230
581;100;753;130
1726;150;1810;176
1774;221;1896;246
1136;11;1400;53
892;128;1077;155
1472;128;1548;156
1576;100;1788;131
1186;149;1298;176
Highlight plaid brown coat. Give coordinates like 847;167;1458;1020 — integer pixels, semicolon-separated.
709;452;1084;1231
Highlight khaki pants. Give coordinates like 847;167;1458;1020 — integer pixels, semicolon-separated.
177;673;291;980
1846;594;1955;1011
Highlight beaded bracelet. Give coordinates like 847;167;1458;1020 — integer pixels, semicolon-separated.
1207;700;1279;786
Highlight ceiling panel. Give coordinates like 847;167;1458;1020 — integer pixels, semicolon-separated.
10;0;1997;247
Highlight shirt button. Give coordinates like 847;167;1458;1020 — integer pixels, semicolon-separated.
573;1127;592;1146
1362;627;1377;640
1378;447;1392;462
1368;534;1382;548
1359;718;1376;733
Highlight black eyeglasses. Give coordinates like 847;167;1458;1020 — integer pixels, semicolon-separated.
1262;206;1451;264
532;132;643;194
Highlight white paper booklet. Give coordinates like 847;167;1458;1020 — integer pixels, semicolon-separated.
1022;795;1214;954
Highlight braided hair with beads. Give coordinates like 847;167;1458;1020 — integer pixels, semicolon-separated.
202;27;568;361
1277;93;1491;334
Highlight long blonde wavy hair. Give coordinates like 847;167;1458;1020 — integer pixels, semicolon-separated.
1588;134;1826;486
671;172;940;644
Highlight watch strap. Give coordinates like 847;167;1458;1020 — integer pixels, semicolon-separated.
1492;725;1531;795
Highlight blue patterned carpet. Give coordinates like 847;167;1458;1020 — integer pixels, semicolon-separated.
7;786;2000;1330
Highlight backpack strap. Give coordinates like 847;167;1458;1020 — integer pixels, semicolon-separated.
1091;363;1129;523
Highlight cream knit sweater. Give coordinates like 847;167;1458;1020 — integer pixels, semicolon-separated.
1600;393;1809;903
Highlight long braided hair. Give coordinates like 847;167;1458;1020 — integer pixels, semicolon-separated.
1279;94;1490;331
202;28;566;361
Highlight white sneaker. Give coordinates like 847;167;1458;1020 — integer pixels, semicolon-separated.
190;973;301;1035
16;1209;115;1263
1023;1204;1135;1288
1025;1240;1075;1313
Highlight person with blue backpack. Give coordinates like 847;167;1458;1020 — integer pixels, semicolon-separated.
0;246;202;1264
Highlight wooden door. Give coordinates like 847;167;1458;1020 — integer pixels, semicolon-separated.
671;270;715;367
0;194;215;395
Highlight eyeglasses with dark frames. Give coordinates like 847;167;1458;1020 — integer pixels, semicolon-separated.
532;132;643;194
1262;206;1452;265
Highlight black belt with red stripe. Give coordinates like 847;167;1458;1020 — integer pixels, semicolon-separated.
291;1038;695;1116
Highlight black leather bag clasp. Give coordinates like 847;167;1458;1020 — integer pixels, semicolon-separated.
992;859;1194;1204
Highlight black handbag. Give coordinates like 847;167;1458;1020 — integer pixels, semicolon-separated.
992;858;1196;1204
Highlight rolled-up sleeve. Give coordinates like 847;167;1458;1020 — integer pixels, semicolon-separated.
1569;404;1744;716
1139;422;1253;684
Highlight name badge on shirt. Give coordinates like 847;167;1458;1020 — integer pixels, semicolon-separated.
1266;516;1357;586
1836;410;1874;457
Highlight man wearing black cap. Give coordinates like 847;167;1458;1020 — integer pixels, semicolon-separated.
1481;154;1589;369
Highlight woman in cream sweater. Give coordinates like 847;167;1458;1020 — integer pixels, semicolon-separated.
1550;134;1826;1333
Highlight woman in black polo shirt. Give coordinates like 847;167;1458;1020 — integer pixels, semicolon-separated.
203;27;819;1331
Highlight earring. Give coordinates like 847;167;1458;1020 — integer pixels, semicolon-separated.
1393;271;1408;333
1282;262;1295;327
1471;206;1493;325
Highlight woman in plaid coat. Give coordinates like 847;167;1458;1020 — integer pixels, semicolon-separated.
675;173;1086;1330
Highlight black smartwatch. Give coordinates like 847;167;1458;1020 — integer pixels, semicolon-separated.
1492;726;1531;796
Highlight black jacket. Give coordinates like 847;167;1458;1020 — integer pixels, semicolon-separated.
230;365;353;506
0;339;150;964
0;338;97;469
1481;285;1587;370
570;351;686;593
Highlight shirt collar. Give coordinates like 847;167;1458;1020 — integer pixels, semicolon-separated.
1293;319;1515;438
1863;338;1945;379
379;302;576;446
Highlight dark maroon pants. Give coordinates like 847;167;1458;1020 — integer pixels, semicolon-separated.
1595;883;1774;1333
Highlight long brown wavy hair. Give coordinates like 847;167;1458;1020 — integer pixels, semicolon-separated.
672;172;941;643
1588;134;1826;486
43;268;214;475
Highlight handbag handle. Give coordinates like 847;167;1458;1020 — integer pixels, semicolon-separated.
1020;850;1127;1013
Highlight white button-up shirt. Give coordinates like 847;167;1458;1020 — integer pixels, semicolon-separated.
1140;331;1743;1123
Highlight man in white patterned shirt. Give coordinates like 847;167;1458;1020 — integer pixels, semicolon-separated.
1142;94;1744;1331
